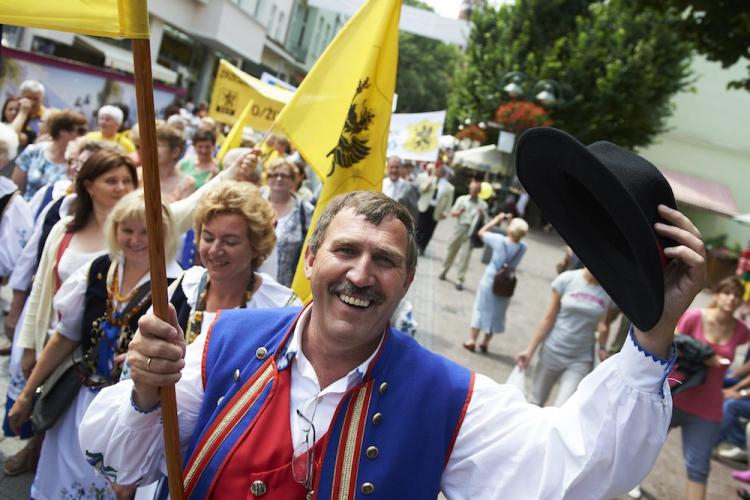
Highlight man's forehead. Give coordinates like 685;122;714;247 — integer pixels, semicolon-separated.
327;208;406;241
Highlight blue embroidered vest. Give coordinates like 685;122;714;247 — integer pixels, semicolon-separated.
183;307;474;499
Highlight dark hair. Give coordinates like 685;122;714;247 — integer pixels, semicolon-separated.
47;110;88;139
192;128;216;145
1;96;19;123
67;150;138;232
308;191;417;273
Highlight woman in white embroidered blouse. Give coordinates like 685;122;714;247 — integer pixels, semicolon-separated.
8;191;179;499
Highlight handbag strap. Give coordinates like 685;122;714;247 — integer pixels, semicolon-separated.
501;239;523;268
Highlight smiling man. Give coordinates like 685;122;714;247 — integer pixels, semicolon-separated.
80;189;705;499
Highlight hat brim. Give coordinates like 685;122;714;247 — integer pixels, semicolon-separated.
516;128;665;331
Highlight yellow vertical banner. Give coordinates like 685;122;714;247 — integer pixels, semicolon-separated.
283;0;402;301
216;100;254;164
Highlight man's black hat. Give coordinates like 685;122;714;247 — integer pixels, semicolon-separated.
516;127;677;331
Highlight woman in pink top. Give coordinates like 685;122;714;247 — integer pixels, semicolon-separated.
669;277;748;500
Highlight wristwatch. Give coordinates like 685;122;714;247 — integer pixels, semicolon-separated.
740;389;748;398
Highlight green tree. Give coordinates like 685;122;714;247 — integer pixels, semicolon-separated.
395;0;460;112
448;0;693;148
633;0;750;91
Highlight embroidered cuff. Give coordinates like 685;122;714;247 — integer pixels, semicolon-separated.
628;326;676;366
130;391;161;414
617;325;676;398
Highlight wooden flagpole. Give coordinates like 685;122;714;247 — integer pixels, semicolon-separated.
131;38;185;500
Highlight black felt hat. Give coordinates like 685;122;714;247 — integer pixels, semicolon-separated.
515;128;677;331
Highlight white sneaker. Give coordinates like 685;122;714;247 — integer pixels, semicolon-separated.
627;485;642;498
718;445;748;461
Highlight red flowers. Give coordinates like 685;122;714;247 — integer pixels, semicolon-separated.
495;101;552;133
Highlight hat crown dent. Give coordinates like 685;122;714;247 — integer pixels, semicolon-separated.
515;128;676;331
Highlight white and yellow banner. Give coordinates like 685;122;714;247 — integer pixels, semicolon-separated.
208;60;294;131
387;110;446;162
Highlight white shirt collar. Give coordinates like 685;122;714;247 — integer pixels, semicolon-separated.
286;304;383;394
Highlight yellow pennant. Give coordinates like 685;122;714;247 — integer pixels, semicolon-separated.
0;0;150;39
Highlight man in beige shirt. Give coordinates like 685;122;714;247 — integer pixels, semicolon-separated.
416;162;455;255
439;178;487;290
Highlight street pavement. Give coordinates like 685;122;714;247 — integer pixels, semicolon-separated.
0;219;745;499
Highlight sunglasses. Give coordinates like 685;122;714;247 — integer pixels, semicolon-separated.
269;172;292;180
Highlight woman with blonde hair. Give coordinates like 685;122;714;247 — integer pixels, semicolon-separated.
8;190;181;499
463;214;529;353
170;181;300;345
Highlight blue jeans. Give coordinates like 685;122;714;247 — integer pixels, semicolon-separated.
719;398;750;449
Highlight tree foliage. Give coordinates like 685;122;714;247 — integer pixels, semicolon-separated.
632;0;750;91
447;0;694;148
394;0;460;113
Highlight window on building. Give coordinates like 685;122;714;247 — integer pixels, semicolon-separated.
276;12;285;41
253;0;264;19
269;5;277;32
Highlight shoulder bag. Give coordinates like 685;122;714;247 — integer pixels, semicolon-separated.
30;346;86;433
492;240;523;297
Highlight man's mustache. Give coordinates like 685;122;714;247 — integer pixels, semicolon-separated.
328;280;385;305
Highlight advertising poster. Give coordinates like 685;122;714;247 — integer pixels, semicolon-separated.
0;47;184;128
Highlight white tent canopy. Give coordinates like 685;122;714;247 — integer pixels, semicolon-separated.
453;145;510;175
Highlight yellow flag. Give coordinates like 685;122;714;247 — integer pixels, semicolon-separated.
0;0;149;39
208;60;294;132
288;0;402;302
216;100;253;165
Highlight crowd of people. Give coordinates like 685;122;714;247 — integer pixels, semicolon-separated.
0;78;745;500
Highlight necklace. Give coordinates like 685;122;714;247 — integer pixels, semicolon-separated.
185;272;257;345
109;264;144;303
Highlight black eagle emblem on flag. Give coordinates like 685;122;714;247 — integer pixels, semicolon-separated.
326;78;375;177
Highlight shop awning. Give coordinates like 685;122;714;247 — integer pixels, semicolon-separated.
661;169;740;217
453;145;510;175
76;35;178;85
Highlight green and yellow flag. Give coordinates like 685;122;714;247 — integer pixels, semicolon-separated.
0;0;150;39
285;0;402;301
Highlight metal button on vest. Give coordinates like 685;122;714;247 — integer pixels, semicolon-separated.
365;446;379;459
217;396;224;406
250;480;267;496
256;347;268;360
233;369;240;382
379;382;388;394
361;482;375;495
372;412;383;425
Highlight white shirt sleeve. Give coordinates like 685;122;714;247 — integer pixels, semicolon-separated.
53;263;90;342
0;195;33;278
79;332;207;485
441;333;672;500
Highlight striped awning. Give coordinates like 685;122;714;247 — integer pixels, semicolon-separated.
661;169;740;217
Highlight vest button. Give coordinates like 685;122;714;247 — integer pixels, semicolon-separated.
379;382;388;394
372;412;383;425
256;347;268;360
361;482;375;495
365;446;379;459
233;369;240;382
217;396;224;406
250;479;267;496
